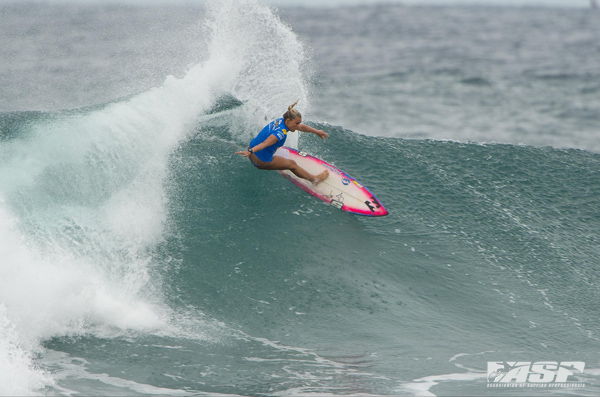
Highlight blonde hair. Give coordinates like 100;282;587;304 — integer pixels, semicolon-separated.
283;100;301;121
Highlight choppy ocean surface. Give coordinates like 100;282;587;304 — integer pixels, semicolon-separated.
1;1;600;395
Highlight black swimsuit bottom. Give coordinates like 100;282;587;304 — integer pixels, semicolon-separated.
249;153;271;168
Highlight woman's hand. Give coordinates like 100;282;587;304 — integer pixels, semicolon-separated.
315;130;328;140
298;123;328;140
236;135;277;158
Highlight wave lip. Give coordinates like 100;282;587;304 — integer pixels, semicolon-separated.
0;0;317;393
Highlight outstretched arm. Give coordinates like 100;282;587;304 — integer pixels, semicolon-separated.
298;123;328;140
235;134;279;157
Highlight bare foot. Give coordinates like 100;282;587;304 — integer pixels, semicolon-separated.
313;170;329;185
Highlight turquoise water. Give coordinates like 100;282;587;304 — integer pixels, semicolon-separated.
1;1;599;395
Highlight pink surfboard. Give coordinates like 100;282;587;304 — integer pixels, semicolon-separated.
276;147;388;216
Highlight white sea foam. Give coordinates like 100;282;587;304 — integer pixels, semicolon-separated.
0;0;311;393
400;371;486;396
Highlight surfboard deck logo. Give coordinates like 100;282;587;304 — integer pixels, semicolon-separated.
276;147;388;217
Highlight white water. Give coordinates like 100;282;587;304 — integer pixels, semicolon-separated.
0;0;310;393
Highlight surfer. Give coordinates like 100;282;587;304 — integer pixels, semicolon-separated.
236;101;329;184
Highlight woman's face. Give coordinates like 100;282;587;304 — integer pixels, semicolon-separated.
285;117;302;132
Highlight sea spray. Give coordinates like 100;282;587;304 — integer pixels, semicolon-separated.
203;0;312;148
1;3;599;395
0;0;319;392
0;32;213;397
0;204;54;395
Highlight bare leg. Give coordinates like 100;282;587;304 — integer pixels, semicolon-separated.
262;155;328;184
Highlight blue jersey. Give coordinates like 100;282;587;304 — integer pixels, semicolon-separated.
250;118;289;162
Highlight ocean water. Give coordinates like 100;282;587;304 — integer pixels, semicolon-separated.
1;1;600;396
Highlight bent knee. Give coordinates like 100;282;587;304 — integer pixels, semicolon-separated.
287;159;298;169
